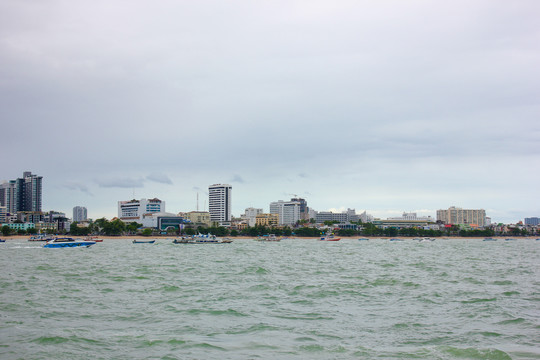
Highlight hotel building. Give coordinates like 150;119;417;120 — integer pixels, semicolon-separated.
270;200;301;226
208;184;232;223
436;206;486;227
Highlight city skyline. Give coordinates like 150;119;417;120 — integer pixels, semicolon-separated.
1;1;538;224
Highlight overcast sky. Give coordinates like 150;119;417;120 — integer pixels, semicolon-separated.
1;0;539;223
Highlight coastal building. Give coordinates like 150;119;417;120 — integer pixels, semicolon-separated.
525;217;540;226
255;213;279;227
0;206;6;223
208;184;232;224
73;206;88;222
290;197;309;221
388;212;434;222
181;211;212;227
0;180;17;214
140;212;185;230
270;200;300;226
118;198;165;223
436;206;486;227
243;207;263;227
315;208;359;223
16;172;43;212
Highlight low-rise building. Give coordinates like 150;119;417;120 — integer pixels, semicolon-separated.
255;213;279;227
118;198;165;222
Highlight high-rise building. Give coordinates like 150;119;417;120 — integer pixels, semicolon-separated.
208;184;232;223
0;180;17;214
270;200;301;226
118;198;165;222
16;171;43;212
436;206;486;227
73;206;88;222
525;217;539;226
290;197;309;221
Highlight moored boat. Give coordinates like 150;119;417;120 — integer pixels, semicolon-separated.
256;234;281;242
358;238;369;241
44;237;96;248
173;234;232;244
133;240;156;244
29;234;55;242
483;237;497;241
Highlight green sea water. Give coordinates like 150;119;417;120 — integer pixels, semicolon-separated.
1;238;539;359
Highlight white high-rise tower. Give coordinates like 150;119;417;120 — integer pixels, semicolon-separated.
208;184;232;223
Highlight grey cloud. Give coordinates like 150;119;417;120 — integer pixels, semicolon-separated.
231;175;245;184
95;177;145;188
146;173;173;185
64;182;93;196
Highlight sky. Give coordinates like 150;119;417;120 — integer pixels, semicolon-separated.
1;0;539;224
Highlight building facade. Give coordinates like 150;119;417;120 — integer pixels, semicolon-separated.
16;171;43;212
118;198;165;222
73;206;88;222
208;184;232;223
0;180;17;214
270;200;301;226
255;213;279;227
436;206;486;227
243;207;263;227
525;217;540;226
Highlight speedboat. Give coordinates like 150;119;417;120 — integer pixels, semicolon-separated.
44;237;96;248
483;237;497;241
320;233;340;241
389;238;404;242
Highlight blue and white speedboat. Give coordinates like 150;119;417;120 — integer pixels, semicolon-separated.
44;237;96;248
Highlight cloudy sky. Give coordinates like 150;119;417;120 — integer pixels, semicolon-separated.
1;0;539;223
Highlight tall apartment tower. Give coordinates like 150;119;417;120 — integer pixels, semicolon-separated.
16;171;43;212
208;184;232;223
0;180;17;214
73;206;88;222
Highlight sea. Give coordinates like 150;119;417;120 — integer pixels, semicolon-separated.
1;237;539;360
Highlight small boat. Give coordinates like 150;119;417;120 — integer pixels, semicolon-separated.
85;236;103;242
358;238;369;241
505;238;516;241
256;234;281;242
419;237;435;242
0;239;5;243
320;233;340;241
44;237;96;248
133;240;156;244
389;238;404;242
29;234;55;242
483;237;497;241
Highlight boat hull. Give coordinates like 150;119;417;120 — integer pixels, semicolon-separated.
44;241;96;248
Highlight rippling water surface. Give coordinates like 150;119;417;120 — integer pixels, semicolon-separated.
1;238;539;359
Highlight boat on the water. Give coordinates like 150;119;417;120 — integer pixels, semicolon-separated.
43;237;96;248
29;234;55;242
0;239;5;243
85;236;103;242
419;237;435;242
505;238;516;241
132;240;156;244
389;238;404;242
173;233;232;244
256;234;281;242
483;237;497;241
320;233;340;241
358;238;369;241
